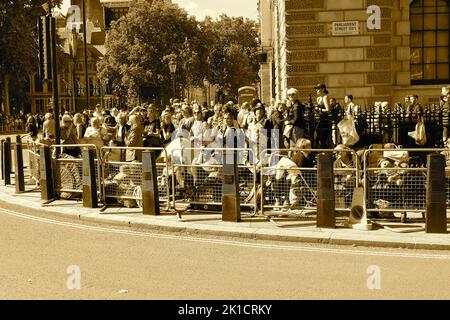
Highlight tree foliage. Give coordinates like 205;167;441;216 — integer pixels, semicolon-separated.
98;0;259;106
0;0;62;109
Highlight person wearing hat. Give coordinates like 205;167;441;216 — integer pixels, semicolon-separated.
253;102;274;157
284;88;306;147
314;83;332;148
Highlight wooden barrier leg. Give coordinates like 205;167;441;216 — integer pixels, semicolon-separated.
82;149;98;208
222;150;240;222
40;145;55;201
317;153;335;229
426;154;447;234
142;151;160;215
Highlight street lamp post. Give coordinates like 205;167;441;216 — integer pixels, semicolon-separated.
168;58;177;99
203;77;210;107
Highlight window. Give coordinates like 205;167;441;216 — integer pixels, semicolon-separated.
410;0;449;84
104;7;129;29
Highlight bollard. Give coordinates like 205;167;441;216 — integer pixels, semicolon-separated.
82;148;98;208
317;153;335;228
426;154;447;234
222;150;240;222
14;135;25;193
142;151;160;215
3;137;11;185
40;145;55;201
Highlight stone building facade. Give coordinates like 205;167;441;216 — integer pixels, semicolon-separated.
258;0;450;107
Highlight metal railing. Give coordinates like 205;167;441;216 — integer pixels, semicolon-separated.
362;148;448;216
170;147;258;215
258;148;359;216
101;147;170;210
51;144;101;199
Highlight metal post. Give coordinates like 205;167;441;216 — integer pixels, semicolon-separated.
1;139;4;180
50;16;61;157
426;154;447;234
3;137;11;185
317;153;335;228
81;0;90;110
82;148;97;208
14;135;25;193
142;151;160;215
222;150;240;222
40;145;55;201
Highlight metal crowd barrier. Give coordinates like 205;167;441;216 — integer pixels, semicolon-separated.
101;146;170;210
362;148;450;218
27;140;42;185
51;144;101;199
170;147;258;215
258;149;359;216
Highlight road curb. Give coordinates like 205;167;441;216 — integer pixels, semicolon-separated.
0;193;449;251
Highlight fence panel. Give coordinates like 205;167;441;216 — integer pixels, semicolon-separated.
102;147;170;210
52;144;101;199
259;149;358;216
170;148;257;214
362;148;445;215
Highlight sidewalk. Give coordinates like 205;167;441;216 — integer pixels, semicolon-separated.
0;183;449;251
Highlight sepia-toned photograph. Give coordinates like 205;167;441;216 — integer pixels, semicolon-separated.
0;0;449;306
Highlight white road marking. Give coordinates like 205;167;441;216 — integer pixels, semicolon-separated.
1;207;449;260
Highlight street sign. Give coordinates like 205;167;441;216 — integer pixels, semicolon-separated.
332;21;360;36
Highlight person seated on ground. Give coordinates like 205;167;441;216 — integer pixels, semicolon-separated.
269;138;314;208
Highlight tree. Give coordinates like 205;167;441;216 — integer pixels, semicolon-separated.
0;0;62;114
200;15;260;102
97;0;203;107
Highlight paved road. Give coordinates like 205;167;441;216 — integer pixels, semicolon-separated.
0;207;449;300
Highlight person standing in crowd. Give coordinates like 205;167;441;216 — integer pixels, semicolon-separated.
160;109;175;147
284;88;306;147
43;112;55;140
60;114;80;157
83;117;109;153
26;116;38;141
115;112;129;147
253;102;273;156
73;113;86;141
179;104;195;133
314;83;332;149
125;114;144;162
143;104;161;147
271;100;285;149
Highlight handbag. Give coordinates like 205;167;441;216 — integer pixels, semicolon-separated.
337;115;360;147
408;116;427;146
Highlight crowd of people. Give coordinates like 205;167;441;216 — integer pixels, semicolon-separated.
12;83;449;212
21;84;449;161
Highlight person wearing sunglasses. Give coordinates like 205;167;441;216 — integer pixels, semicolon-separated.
60;114;80;157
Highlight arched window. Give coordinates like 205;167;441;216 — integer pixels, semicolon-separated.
410;0;449;84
